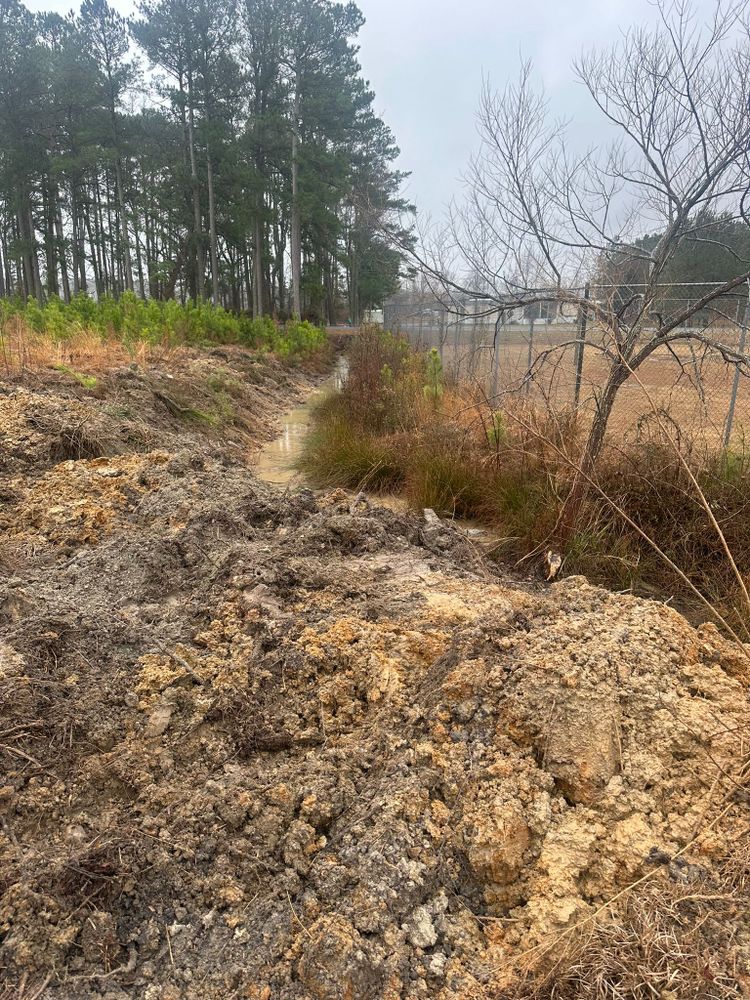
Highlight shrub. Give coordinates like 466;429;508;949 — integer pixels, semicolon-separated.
341;325;415;431
0;295;327;362
273;319;328;360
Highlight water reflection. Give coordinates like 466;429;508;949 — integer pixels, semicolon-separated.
256;355;349;486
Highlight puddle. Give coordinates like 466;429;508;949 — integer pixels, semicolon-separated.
256;354;502;550
255;355;349;486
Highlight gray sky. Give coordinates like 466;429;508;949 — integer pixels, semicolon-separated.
355;0;695;216
25;0;715;216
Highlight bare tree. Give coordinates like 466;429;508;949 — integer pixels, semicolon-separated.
407;0;750;535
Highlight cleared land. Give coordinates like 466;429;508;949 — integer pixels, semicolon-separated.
404;322;750;445
0;341;748;998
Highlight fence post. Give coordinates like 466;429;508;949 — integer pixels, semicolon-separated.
470;309;479;379
573;283;590;408
491;312;501;400
526;311;535;395
724;297;750;448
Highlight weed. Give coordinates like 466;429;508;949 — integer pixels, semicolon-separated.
487;411;508;447
48;423;108;461
52;363;98;389
423;348;444;405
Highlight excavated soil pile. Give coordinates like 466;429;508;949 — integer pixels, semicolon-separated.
1;351;749;999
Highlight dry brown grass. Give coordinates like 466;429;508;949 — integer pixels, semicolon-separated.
515;892;743;998
427;325;750;448
0;315;184;379
504;837;750;999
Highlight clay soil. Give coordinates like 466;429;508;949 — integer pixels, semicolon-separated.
1;344;749;999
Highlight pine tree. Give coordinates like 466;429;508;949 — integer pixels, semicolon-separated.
0;0;412;314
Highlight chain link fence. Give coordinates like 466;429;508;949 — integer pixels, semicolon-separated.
383;283;750;448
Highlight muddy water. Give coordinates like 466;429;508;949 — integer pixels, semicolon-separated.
255;355;502;549
255;355;349;486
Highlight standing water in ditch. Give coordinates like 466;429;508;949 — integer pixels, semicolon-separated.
255;353;349;486
255;352;500;548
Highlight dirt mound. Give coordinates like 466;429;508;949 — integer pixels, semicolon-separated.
0;349;310;478
1;353;748;999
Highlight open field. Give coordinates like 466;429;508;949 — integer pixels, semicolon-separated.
395;322;750;447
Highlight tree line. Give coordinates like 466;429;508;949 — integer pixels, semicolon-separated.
0;0;412;322
599;214;750;325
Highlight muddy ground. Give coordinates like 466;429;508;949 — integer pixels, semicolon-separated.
1;345;749;999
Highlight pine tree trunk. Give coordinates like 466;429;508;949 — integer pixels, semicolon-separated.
230;248;240;312
17;207;31;300
1;227;11;297
22;199;43;304
84;201;101;298
133;214;146;299
108;169;123;294
290;84;302;319
42;178;59;299
69;182;85;295
206;144;220;305
243;244;252;312
350;245;359;325
253;215;264;317
114;159;133;292
187;75;204;300
10;213;23;297
55;201;71;303
144;185;157;299
274;213;285;317
93;175;109;295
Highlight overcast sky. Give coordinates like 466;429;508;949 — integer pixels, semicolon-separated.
25;0;717;216
356;0;661;216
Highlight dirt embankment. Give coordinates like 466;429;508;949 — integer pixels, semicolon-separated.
1;347;749;999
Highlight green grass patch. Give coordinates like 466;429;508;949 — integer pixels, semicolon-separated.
52;363;98;389
181;406;220;426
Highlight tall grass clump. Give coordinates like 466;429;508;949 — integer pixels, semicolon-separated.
300;399;407;491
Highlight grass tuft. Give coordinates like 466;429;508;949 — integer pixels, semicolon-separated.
52;362;98;389
297;401;405;492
